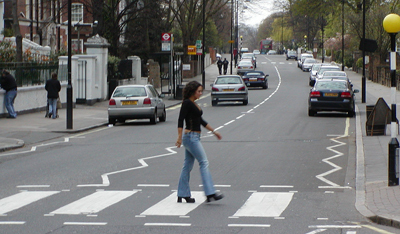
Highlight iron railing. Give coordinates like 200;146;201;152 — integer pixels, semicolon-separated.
0;62;62;87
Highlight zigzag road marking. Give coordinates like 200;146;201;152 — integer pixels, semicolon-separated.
316;118;352;189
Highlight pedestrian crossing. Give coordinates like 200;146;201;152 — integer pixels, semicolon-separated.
0;189;366;233
0;190;293;218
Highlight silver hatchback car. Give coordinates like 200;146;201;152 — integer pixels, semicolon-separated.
210;75;248;106
108;84;166;125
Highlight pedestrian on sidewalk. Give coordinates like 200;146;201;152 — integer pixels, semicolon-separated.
45;73;61;119
175;81;224;203
223;58;229;75
217;58;223;75
0;70;18;118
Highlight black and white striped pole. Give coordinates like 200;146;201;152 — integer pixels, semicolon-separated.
383;14;400;186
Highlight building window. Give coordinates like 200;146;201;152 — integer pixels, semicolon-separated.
72;3;83;23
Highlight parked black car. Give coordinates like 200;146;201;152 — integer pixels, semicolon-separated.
308;79;359;117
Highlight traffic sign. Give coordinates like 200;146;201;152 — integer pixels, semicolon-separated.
162;33;171;41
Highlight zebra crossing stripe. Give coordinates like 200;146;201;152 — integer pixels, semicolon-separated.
51;190;137;215
233;192;293;217
0;191;60;215
140;191;204;216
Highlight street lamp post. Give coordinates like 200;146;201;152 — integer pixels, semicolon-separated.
383;13;400;186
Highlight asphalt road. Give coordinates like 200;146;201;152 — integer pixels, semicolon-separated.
0;55;398;234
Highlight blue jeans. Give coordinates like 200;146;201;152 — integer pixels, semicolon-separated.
48;98;57;119
4;89;17;118
178;132;216;197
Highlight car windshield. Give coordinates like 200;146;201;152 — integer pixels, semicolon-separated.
312;64;322;71
239;61;252;66
242;54;254;59
288;51;296;55
323;71;346;76
113;87;147;97
304;58;316;63
316;81;347;90
323;76;348;81
318;67;340;75
216;77;242;84
245;72;264;76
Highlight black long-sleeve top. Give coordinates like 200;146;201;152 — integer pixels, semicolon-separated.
178;99;208;131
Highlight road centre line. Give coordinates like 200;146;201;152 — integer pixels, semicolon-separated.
72;66;283;188
77;147;178;187
224;120;235;125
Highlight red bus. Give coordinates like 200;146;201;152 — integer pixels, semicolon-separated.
259;38;273;54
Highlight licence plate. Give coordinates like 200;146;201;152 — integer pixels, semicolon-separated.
324;93;338;97
121;100;138;105
223;89;234;92
249;78;257;81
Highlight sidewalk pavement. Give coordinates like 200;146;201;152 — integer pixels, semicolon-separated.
1;56;400;228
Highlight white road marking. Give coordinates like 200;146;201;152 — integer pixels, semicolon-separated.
51;190;137;215
16;185;50;188
232;192;294;217
316;118;352;189
224;120;235;125
228;224;271;227
137;184;169;187
260;185;293;188
144;223;191;226
308;225;361;229
63;222;107;226
0;221;25;225
306;229;327;234
0;191;59;215
78;146;178;187
140;191;204;216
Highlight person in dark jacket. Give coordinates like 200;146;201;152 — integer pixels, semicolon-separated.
45;73;61;119
216;58;223;75
222;58;229;75
0;70;18;118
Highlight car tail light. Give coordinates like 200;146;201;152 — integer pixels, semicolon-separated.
238;66;241;69
243;78;249;81
310;91;321;97
258;78;264;81
212;87;219;91
238;86;246;91
250;66;253;69
143;98;151;104
109;99;116;105
341;91;352;98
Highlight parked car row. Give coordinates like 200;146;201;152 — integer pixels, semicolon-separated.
306;63;359;117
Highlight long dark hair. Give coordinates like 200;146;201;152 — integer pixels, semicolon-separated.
183;81;202;100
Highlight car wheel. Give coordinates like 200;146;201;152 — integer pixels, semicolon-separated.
262;83;267;89
118;119;126;124
108;117;116;125
308;109;316;116
150;110;157;124
212;100;218;106
348;111;355;117
159;108;166;122
243;99;248;105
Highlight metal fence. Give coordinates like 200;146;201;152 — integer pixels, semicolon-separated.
0;62;62;87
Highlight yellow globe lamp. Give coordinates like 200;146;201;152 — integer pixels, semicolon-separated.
383;13;400;33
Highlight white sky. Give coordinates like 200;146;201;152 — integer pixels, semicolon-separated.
240;0;276;27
